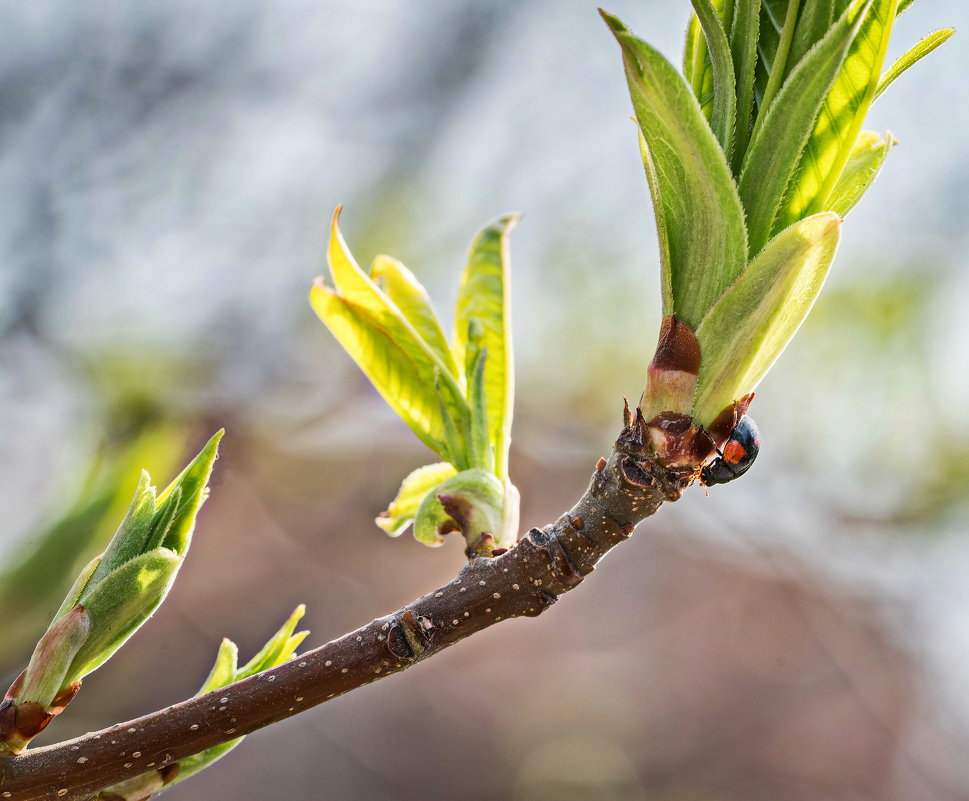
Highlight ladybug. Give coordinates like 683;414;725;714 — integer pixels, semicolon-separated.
701;415;760;486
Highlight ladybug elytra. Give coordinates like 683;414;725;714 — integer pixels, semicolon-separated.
701;415;760;486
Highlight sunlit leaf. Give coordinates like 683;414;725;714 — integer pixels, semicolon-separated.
781;0;893;227
376;462;457;537
691;0;736;157
603;10;747;329
739;0;864;255
694;213;842;424
453;215;518;479
310;282;471;466
874;28;954;101
828;130;896;215
196;638;239;696
64;548;183;685
160;607;308;788
369;254;459;380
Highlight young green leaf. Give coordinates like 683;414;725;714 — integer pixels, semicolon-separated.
464;321;494;473
694;213;842;424
196;638;239;695
874;28;954;102
369;254;459;380
828;130;897;215
235;604;308;680
789;0;835;67
376;462;458;537
739;0;866;256
452;215;518;479
102;607;309;797
603;10;747;329
637;131;674;316
690;0;737;157
313;211;471;465
63;548;183;685
684;12;715;121
729;0;760;171
153;429;223;555
310;282;471;465
754;0;802;115
781;0;895;227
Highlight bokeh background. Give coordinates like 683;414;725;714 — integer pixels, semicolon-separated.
1;1;968;799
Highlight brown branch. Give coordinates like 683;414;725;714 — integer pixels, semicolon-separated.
0;421;690;801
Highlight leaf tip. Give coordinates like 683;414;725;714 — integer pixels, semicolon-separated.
598;9;627;35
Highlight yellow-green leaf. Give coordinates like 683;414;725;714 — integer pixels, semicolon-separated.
453;215;518;479
828;130;897;215
694;213;842;424
603;10;748;329
376;462;457;537
691;0;737;157
369;254;459;380
65;548;182;684
739;0;865;256
310;285;471;467
781;0;894;227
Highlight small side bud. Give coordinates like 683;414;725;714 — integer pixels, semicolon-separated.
639;316;701;419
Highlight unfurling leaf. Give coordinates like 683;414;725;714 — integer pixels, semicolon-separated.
781;0;893;227
369;254;459;379
3;431;222;754
311;210;471;467
453;215;518;479
603;10;747;329
101;607;310;798
694;213;842;424
875;27;954;101
376;462;458;537
690;0;737;158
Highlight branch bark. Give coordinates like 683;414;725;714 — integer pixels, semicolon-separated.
0;416;690;801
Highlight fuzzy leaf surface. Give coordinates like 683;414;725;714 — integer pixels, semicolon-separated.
739;0;864;255
453;215;518;479
604;11;747;329
781;0;892;226
694;213;842;423
874;28;954;101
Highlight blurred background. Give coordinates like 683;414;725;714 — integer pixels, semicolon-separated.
1;1;967;799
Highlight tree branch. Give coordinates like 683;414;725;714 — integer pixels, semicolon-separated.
0;419;689;801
